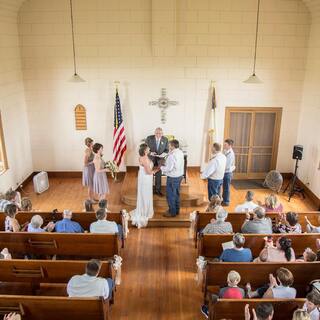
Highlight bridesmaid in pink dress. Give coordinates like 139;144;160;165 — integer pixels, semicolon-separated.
92;143;109;201
82;137;95;201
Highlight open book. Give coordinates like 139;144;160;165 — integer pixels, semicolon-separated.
221;241;234;251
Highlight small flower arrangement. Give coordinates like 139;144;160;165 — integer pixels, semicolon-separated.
105;160;119;180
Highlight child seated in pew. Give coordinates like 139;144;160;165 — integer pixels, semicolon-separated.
27;214;55;232
219;270;245;299
205;195;222;212
305;216;320;234
0;248;12;259
302;290;320;320
20;197;33;211
296;248;317;262
244;303;274;320
292;309;311;320
246;267;297;299
84;199;94;212
258;194;283;213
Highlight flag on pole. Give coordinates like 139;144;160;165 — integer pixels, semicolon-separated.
206;82;217;161
113;88;127;167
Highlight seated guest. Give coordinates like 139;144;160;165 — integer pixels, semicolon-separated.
202;207;233;234
3;313;21;320
255;236;295;262
0;248;12;260
54;210;84;233
241;207;272;234
303;290;320;320
67;259;113;300
205;195;222;212
98;199;110;212
84;199;94;212
235;191;259;213
259;194;283;213
90;209;119;234
0;189;21;212
20;197;33;211
274;212;302;234
4;204;22;232
292;309;311;320
247;267;296;299
244;303;274;320
220;233;253;262
219;270;245;299
296;248;317;262
27;215;55;232
305;216;320;233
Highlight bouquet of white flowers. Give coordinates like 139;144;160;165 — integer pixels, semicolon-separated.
105;160;119;180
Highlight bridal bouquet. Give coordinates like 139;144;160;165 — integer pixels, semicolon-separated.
105;160;119;180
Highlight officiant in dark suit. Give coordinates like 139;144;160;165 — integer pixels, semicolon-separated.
146;128;169;196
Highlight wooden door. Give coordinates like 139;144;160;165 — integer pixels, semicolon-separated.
224;107;282;179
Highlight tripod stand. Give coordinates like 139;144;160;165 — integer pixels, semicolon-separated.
283;158;305;202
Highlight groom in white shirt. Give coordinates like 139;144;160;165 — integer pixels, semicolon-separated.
161;140;184;217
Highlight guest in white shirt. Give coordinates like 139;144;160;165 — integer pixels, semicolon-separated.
90;209;119;234
222;139;235;206
201;143;226;201
235;190;259;213
67;259;114;300
161;139;184;217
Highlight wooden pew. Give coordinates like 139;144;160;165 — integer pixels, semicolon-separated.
204;261;320;301
0;232;119;260
198;233;319;259
208;298;305;320
0;211;127;247
0;295;110;320
0;259;113;295
193;211;320;247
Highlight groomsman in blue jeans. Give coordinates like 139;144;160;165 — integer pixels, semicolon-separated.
161;140;185;217
201;143;226;201
222;139;235;206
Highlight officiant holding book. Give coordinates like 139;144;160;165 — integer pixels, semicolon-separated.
146;127;169;196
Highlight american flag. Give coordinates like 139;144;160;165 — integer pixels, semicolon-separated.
113;88;127;166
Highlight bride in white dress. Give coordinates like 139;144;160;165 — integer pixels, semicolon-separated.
130;144;159;228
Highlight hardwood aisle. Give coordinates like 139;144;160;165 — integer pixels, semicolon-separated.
111;227;202;320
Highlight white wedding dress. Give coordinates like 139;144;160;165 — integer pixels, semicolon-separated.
130;161;154;228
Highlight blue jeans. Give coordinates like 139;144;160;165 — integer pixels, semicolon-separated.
106;278;114;300
166;176;183;216
207;179;223;201
222;172;233;204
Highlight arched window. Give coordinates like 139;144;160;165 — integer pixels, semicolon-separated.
74;104;87;130
0;112;8;174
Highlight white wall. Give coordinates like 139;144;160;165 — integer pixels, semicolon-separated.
297;12;320;198
0;0;33;192
17;0;312;172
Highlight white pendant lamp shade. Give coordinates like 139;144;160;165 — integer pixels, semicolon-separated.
69;0;85;82
244;0;262;84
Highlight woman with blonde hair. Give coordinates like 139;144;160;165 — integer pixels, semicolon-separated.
82;137;95;202
292;309;311;320
260;193;283;213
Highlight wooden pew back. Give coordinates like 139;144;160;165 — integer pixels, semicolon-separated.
0;260;112;284
0;232;119;260
0;211;122;232
0;295;109;320
195;211;320;240
205;262;320;297
208;298;305;320
198;233;319;258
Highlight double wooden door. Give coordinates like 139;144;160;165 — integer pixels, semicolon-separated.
224;107;282;179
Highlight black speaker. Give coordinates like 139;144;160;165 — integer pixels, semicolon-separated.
292;145;303;160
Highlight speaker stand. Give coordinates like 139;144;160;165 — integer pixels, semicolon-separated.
283;159;305;202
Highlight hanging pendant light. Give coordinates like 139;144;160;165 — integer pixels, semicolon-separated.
244;0;262;84
69;0;85;82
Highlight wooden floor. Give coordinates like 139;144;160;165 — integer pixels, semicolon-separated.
22;169;317;319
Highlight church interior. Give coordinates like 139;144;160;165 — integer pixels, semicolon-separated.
0;0;320;319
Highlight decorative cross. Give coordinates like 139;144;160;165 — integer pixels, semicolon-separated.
149;88;178;124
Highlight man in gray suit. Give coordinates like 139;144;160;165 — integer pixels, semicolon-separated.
146;128;169;196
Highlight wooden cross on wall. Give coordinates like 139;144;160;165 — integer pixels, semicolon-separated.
149;88;178;124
